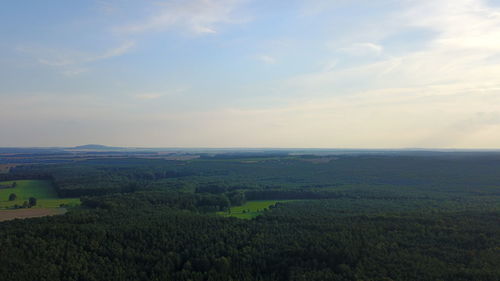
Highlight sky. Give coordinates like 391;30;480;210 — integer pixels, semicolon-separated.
1;0;500;148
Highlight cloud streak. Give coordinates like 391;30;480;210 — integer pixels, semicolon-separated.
336;42;383;56
17;41;136;77
255;54;276;64
35;41;135;67
289;0;500;96
117;0;248;35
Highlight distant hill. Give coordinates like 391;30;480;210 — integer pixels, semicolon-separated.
72;144;121;150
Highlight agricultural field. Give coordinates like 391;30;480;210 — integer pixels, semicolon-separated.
218;200;294;219
0;164;17;174
0;180;80;209
0;208;66;222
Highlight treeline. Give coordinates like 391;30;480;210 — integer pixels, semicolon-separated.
245;189;343;200
81;191;232;212
0;173;52;182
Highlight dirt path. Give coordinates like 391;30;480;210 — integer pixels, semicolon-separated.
0;208;66;222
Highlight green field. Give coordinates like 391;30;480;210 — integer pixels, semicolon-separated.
0;180;80;209
217;200;294;219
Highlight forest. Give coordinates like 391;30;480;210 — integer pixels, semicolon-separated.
0;152;499;281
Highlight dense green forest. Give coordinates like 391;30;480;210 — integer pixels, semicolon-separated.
0;153;499;280
7;154;500;197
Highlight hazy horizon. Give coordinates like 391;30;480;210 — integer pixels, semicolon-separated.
3;144;500;152
2;0;500;148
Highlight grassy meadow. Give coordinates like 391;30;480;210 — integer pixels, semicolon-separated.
218;200;294;219
0;180;80;209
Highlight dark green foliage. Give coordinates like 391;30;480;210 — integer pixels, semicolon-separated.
81;191;230;212
227;191;246;206
8;154;500;200
0;192;498;281
9;158;191;197
28;197;37;207
8;193;16;201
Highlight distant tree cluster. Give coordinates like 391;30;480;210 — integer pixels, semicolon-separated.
10;196;37;208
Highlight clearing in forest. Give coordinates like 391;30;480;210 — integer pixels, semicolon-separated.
218;200;293;219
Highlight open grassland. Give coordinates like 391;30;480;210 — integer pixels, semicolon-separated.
218;200;295;219
0;180;80;209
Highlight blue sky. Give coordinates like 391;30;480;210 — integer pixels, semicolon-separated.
1;0;500;148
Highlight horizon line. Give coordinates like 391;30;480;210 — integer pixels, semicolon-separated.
1;145;500;151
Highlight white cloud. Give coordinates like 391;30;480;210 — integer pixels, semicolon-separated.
402;0;500;51
95;0;117;14
336;42;383;56
134;87;188;100
2;85;500;148
117;0;248;35
243;0;500;147
173;86;500;148
92;41;135;61
35;41;135;67
18;41;135;76
289;0;500;97
255;54;276;64
61;68;89;77
135;93;165;100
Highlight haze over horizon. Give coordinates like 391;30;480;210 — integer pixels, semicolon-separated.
2;0;500;148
